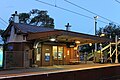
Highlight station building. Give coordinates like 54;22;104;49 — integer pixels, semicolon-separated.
2;12;110;69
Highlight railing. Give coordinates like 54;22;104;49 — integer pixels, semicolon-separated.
87;44;111;60
101;44;110;52
87;52;94;60
87;40;120;61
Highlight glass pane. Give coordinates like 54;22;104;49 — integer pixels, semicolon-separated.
58;47;63;60
53;46;57;59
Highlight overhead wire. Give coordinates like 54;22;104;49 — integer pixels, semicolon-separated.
0;16;8;27
0;17;8;25
35;0;108;24
0;20;7;27
0;17;8;27
64;0;120;25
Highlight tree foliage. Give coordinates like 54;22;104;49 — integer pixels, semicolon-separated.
19;9;54;28
97;23;120;41
19;13;30;24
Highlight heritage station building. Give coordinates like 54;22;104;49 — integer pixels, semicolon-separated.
2;12;110;69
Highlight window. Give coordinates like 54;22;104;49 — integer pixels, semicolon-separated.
53;46;57;59
53;46;63;60
58;47;63;60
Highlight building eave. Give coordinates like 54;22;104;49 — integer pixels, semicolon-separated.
27;30;111;44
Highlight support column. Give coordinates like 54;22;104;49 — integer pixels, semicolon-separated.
115;35;118;63
110;43;112;63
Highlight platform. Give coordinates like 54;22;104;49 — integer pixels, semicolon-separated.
0;63;120;80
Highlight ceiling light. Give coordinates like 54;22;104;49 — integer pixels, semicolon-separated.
75;41;80;44
50;38;56;41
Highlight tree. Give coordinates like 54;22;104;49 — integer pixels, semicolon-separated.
19;9;54;28
97;23;120;41
19;13;30;24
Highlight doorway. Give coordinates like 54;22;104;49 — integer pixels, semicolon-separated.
53;46;64;65
34;43;42;66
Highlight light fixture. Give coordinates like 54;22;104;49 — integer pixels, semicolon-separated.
49;38;56;41
75;41;80;44
100;33;105;37
94;16;99;20
74;46;77;50
89;43;92;46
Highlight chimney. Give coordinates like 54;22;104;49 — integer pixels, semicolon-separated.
65;23;71;31
12;11;19;23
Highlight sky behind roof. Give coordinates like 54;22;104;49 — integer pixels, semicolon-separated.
0;0;120;35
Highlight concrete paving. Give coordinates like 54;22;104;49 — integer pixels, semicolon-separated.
0;63;120;79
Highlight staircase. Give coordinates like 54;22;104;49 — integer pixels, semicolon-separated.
87;44;111;60
87;40;120;61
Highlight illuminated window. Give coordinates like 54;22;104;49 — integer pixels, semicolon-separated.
58;47;63;60
53;46;57;59
53;46;63;60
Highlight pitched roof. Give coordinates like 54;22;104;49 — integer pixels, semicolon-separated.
14;23;55;33
2;22;55;36
2;22;111;44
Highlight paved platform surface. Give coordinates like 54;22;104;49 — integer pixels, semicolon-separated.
0;63;120;79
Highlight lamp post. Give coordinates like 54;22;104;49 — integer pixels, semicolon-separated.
94;16;98;63
94;16;98;51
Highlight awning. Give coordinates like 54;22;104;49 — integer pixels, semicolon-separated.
27;30;111;44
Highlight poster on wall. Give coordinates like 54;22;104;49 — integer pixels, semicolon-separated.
0;46;3;67
45;53;50;62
